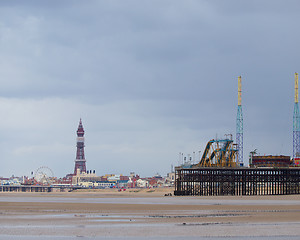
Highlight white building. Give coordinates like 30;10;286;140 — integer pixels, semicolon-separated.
136;178;149;188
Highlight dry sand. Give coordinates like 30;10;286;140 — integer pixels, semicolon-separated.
0;188;300;238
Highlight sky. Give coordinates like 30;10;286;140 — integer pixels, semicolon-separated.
0;0;300;178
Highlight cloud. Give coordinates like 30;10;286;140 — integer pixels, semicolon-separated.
0;1;300;177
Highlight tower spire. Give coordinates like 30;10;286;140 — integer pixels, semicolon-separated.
236;76;243;166
293;73;300;162
74;119;87;174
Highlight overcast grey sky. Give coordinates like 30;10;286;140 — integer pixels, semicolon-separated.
1;0;300;177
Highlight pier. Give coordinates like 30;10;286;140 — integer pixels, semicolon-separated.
174;167;300;196
0;185;52;192
0;185;77;192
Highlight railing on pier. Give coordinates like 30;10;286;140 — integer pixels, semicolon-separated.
0;185;52;192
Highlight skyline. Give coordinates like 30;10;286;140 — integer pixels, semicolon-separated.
1;1;300;177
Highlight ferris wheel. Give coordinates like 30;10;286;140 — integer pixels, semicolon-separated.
34;166;54;185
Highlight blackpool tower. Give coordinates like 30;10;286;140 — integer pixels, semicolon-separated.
74;119;87;174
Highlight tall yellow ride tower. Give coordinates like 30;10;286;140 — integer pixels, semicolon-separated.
295;72;298;103
236;76;243;166
293;72;300;163
238;76;242;106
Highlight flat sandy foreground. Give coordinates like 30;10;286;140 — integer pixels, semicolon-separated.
1;188;300;239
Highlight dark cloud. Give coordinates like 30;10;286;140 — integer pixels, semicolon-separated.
0;1;300;177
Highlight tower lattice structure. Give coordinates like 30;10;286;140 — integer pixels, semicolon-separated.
293;72;300;161
236;76;244;166
74;119;87;174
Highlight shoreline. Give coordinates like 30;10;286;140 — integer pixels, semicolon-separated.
2;187;300;199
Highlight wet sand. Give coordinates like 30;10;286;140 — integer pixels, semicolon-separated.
0;189;300;239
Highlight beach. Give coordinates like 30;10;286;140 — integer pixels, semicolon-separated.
0;188;300;239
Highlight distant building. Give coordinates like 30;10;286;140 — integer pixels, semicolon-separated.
107;175;121;182
72;172;130;189
295;158;300;166
250;155;291;168
136;178;149;188
166;172;175;186
80;181;114;189
72;169;100;185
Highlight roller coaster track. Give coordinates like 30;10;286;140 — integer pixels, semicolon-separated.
195;139;238;168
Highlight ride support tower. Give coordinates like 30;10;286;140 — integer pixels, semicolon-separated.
74;119;87;174
236;76;244;167
293;72;300;162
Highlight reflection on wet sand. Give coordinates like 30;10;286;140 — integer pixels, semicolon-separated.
0;191;300;239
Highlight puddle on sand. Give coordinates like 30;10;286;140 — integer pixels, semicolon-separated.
1;196;300;206
0;235;300;240
1;213;144;220
91;219;135;222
